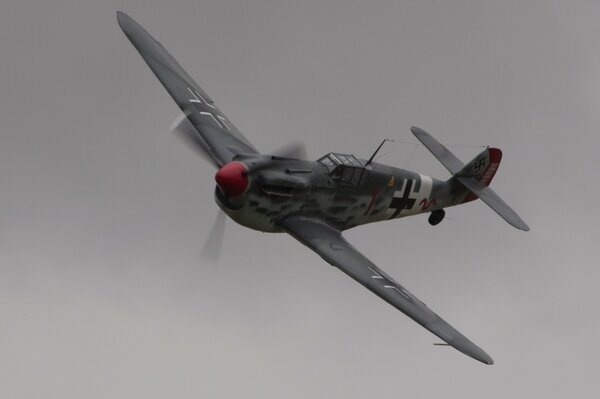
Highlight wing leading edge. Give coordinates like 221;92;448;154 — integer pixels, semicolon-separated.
279;216;494;365
117;12;258;167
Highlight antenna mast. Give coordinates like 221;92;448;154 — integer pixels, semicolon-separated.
365;139;394;167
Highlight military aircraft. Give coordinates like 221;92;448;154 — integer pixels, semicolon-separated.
117;11;529;365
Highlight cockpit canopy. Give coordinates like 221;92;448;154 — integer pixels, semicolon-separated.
318;152;364;169
318;152;366;186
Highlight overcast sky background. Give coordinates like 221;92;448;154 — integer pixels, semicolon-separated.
1;0;599;397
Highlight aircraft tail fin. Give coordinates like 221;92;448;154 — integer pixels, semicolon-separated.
410;126;529;231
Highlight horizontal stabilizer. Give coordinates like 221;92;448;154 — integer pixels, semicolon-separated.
411;126;529;231
458;177;530;231
411;126;464;175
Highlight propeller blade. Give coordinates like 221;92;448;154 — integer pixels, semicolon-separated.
170;112;220;169
201;210;226;262
244;142;309;175
272;142;307;160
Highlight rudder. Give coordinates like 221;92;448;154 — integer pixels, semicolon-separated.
458;147;502;202
459;147;501;183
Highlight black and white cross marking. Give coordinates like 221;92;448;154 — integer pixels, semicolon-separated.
387;178;421;219
187;87;230;130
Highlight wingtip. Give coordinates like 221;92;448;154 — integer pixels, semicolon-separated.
480;353;494;365
513;218;530;232
116;11;140;33
447;336;495;365
410;126;424;135
466;346;495;365
116;10;129;29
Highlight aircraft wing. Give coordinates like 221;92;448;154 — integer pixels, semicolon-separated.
278;215;494;365
117;12;258;167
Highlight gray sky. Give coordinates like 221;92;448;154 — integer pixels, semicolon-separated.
1;0;599;397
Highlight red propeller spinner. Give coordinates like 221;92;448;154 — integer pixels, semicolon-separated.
215;161;249;196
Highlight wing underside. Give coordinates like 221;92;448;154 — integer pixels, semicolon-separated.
279;216;494;365
117;12;258;167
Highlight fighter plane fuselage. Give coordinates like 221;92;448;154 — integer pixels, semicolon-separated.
215;154;468;233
